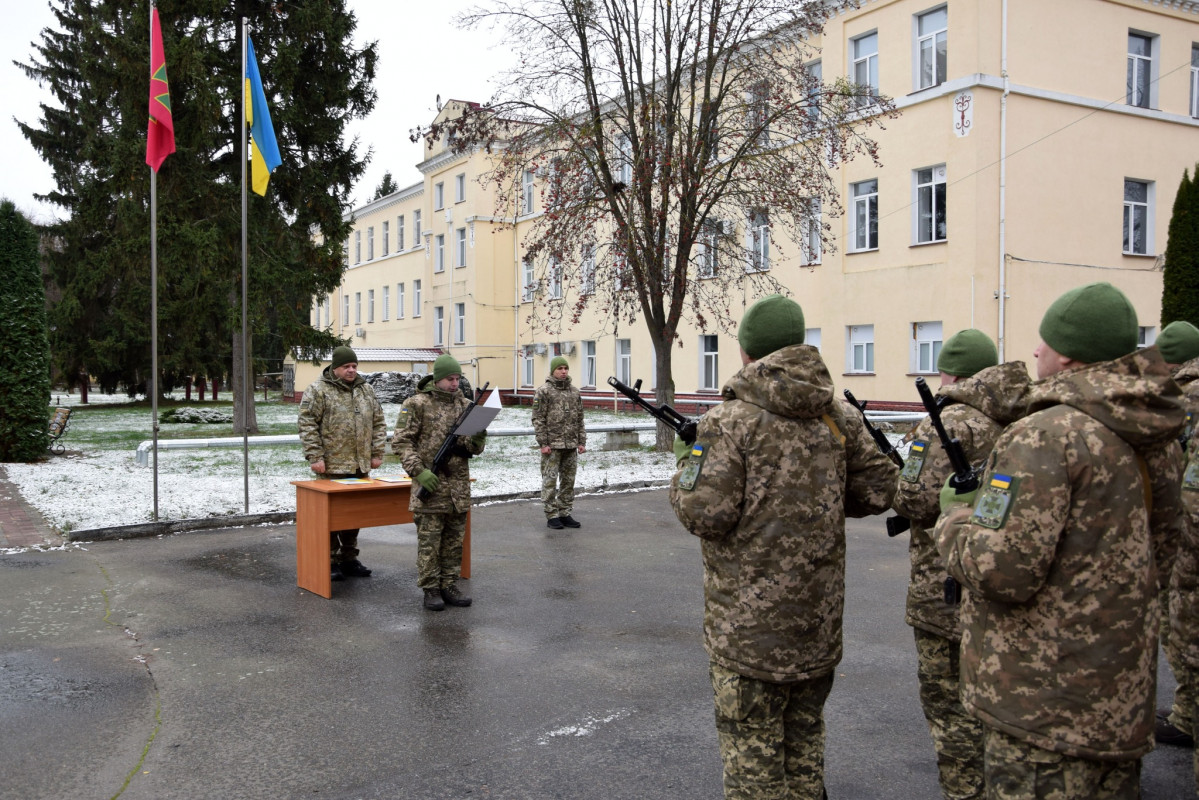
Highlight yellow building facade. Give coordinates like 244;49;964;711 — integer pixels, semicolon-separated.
297;0;1199;407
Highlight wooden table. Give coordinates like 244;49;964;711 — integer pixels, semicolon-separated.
291;479;472;598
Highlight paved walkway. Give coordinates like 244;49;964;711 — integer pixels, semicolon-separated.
0;465;60;548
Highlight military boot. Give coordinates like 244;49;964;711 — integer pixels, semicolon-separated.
442;584;472;607
423;589;445;611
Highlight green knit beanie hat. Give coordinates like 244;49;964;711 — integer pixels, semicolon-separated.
550;356;569;372
1038;282;1138;364
433;354;462;382
737;294;805;359
937;329;998;377
331;346;358;369
1157;320;1199;364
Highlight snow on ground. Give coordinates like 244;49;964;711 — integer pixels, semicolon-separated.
6;397;679;533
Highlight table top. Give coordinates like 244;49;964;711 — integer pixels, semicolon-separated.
291;478;413;494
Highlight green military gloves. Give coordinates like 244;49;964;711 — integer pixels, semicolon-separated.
673;435;691;464
414;469;440;493
470;431;487;448
939;475;978;512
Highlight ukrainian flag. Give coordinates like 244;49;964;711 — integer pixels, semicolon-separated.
989;474;1012;489
690;443;705;458
245;37;282;196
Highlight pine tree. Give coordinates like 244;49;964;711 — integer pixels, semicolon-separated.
373;171;398;200
16;1;377;413
0;200;52;462
1163;166;1199;328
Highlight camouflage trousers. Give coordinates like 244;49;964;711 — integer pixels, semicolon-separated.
709;661;834;800
914;627;985;800
414;512;467;590
1159;586;1195;731
541;448;578;519
983;728;1140;800
323;472;362;563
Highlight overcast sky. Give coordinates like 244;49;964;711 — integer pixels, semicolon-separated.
1;1;512;224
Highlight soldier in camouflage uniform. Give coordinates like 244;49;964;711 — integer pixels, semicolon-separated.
1170;431;1199;789
533;356;586;529
934;283;1185;799
669;295;899;800
297;346;387;581
392;354;487;611
1155;319;1199;749
892;329;1030;800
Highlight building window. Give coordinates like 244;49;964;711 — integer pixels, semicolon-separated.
548;257;562;299
748;209;769;272
801;200;822;265
915;165;947;244
413;280;422;317
1139;326;1157;348
382;220;390;257
397;283;405;319
580;245;596;295
354;292;362;324
806;328;822;353
850;179;879;252
434;181;444;210
1191;45;1199;118
748;81;770;145
847;325;875;373
367;289;375;323
342;294;350;326
852;31;879;108
1127;32;1155;109
522;259;536;302
1123;179;1152;255
397;215;405;251
435;234;445;272
616;339;632;385
698;220;720;278
805;60;822;130
455;173;466;203
915;7;947;90
584;340;597;387
456;227;467;267
617;136;633;187
382;286;390;321
701;335;719;390
912;321;942;373
354;230;361;264
367;226;375;260
413;209;422;241
312;297;321;327
434;306;444;346
522;352;534;387
454;303;466;344
522;169;535;215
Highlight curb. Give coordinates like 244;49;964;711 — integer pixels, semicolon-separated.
62;479;671;542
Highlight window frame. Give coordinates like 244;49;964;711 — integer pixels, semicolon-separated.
522;260;536;302
454;302;466;344
434;306;445;346
382;220;389;257
700;335;719;391
396;283;405;319
851;31;880;108
915;6;948;91
1123;178;1153;256
456;227;467;268
847;325;875;374
354;292;362;325
397;215;405;250
584;340;597;387
912;321;943;374
616;339;632;385
1191;44;1199;118
354;230;361;264
801;199;822;265
1126;31;1156;109
413;209;422;241
434;182;445;210
367;289;375;323
747;209;770;273
522;170;535;215
382;285;390;321
367;226;375;261
455;173;466;203
849;179;879;252
435;234;445;273
914;165;947;245
413;280;422;317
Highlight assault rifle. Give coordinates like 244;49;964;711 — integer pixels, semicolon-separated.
416;382;490;502
915;376;978;605
607;376;698;445
843;389;910;538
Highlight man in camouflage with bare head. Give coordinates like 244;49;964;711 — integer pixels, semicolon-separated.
893;329;1030;800
935;282;1186;799
670;294;898;799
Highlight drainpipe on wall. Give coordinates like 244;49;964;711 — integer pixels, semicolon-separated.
997;0;1010;361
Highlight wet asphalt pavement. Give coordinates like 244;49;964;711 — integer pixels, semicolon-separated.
0;488;1192;799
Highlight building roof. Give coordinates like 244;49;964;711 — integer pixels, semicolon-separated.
309;347;445;363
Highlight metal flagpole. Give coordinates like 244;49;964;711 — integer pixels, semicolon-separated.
150;3;160;521
240;16;250;513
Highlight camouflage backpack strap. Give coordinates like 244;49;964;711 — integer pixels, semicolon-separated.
821;411;847;447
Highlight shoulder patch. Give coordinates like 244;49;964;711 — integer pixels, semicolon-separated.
1183;458;1199;491
971;473;1018;529
299;398;311;410
399;407;411;426
677;442;708;491
899;441;928;483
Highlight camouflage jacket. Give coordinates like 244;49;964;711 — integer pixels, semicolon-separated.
532;375;586;449
1172;433;1199;669
669;345;899;683
1173;357;1199;443
297;366;386;475
934;347;1185;760
391;385;485;514
892;361;1031;640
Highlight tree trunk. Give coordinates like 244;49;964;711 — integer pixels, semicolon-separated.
232;330;259;434
653;337;675;452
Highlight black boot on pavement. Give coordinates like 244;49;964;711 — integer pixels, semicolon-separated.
546;517;565;529
559;515;581;528
331;563;345;582
1156;709;1195;747
442;584;472;607
423;589;445;611
342;559;372;578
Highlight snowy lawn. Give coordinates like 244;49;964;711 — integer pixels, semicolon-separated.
7;394;679;533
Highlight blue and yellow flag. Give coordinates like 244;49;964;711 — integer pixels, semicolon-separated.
245;37;282;196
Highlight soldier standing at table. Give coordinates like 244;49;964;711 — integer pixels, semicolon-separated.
297;345;386;581
892;329;1030;800
393;354;486;611
1170;431;1199;792
934;282;1185;798
533;356;586;530
670;294;898;800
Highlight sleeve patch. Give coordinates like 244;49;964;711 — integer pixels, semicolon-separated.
972;474;1018;529
677;443;707;491
1183;459;1199;491
899;441;927;483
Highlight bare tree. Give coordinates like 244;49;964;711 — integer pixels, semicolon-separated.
417;0;895;449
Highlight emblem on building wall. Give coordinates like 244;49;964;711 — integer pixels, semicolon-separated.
954;91;973;137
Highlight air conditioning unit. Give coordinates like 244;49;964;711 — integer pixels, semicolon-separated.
355;327;365;338
558;341;576;355
534;343;548;355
